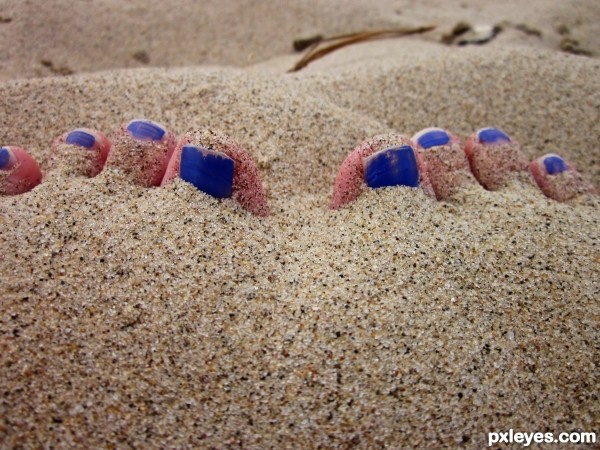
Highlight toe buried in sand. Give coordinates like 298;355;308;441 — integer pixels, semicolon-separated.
50;128;112;177
529;154;598;202
412;127;478;200
330;134;434;210
464;127;532;190
161;129;269;217
179;145;234;199
363;145;420;189
107;119;177;187
0;146;42;195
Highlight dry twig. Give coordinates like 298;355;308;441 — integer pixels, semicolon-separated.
289;25;436;72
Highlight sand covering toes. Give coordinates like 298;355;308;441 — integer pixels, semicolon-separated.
0;2;599;447
162;129;269;216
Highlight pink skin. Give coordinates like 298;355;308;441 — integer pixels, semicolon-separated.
412;129;478;200
0;146;43;195
50;128;112;177
464;133;532;191
107;123;177;187
161;129;269;217
529;155;598;202
329;134;435;210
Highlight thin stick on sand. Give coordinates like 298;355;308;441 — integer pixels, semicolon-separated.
289;25;436;72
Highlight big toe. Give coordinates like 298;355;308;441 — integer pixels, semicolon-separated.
162;130;269;216
330;134;434;209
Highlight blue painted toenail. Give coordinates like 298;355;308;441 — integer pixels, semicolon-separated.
364;145;419;189
66;130;96;148
415;129;450;149
180;145;234;199
126;120;166;141
543;155;567;175
478;127;510;144
0;147;11;169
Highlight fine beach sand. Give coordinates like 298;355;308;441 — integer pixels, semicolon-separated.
1;0;599;448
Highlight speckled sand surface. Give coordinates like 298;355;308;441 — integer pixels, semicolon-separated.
1;1;599;448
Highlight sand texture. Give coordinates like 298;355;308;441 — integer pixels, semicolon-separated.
1;0;599;448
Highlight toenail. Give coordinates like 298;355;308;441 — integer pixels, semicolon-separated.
477;127;511;144
543;154;568;175
179;145;235;199
66;129;97;148
413;128;450;149
126;119;166;141
364;145;419;189
0;147;16;170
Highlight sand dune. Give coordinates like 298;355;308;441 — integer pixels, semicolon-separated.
1;0;598;448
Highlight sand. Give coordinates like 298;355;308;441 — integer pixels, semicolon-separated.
1;0;599;448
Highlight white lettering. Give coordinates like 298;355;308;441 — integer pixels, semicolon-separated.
488;432;499;446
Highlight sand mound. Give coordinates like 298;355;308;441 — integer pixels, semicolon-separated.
1;1;598;448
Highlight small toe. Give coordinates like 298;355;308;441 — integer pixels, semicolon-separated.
0;146;43;195
413;127;453;149
66;129;98;148
107;119;177;187
476;127;511;144
411;127;477;200
50;128;111;177
464;127;532;190
529;154;598;202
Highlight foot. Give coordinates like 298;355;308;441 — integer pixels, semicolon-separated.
0;146;43;195
412;127;478;200
331;128;598;209
530;154;598;202
464;127;533;190
162;129;269;216
329;134;434;209
50;128;111;177
107;119;177;187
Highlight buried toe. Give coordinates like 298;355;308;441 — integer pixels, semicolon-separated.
412;127;478;200
529;153;598;202
0;146;43;195
330;134;434;210
464;127;532;191
162;130;269;216
178;145;235;199
107;119;177;187
50;128;112;177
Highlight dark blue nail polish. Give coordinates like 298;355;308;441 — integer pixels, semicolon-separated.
66;130;96;148
543;155;567;175
364;145;419;189
416;129;450;149
126;120;166;141
0;147;11;169
478;127;510;144
180;145;234;199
